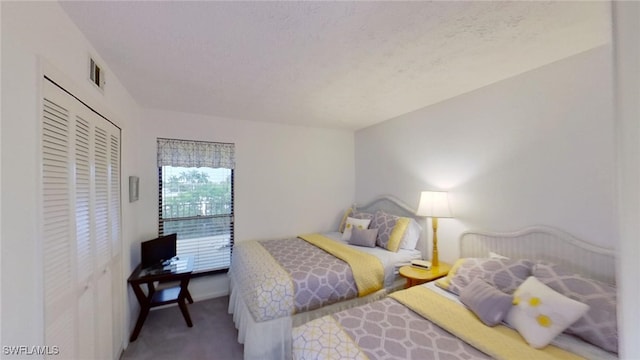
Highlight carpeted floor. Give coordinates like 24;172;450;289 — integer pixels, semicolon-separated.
121;296;244;360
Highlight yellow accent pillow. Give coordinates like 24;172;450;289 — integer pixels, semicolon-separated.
386;217;410;252
338;208;353;233
435;257;466;290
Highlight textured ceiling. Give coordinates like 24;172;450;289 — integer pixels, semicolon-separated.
59;1;610;130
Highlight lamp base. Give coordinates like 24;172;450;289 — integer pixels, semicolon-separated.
432;217;439;267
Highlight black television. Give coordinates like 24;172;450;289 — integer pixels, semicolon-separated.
141;233;177;269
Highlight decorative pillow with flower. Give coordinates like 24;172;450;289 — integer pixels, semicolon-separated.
506;276;589;348
338;209;374;233
341;217;371;241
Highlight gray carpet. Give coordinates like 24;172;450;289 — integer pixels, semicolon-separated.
121;296;244;360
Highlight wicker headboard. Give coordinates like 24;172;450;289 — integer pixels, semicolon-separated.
460;226;616;285
354;195;428;256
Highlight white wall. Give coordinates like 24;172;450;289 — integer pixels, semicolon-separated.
5;0;629;356
134;109;355;300
613;1;640;358
1;1;355;352
355;45;616;263
1;1;142;354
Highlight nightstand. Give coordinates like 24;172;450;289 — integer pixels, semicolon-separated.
399;262;451;288
127;256;194;342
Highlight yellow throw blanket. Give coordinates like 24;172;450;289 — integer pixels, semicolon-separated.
298;233;384;297
390;286;585;360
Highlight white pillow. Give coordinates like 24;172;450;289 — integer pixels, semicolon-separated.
399;219;422;250
341;217;371;241
505;276;589;348
489;251;509;259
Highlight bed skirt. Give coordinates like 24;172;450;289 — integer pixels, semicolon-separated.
228;272;396;360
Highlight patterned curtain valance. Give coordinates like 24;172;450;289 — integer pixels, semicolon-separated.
157;138;235;169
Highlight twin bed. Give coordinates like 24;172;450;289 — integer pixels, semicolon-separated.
293;226;618;360
229;196;618;360
228;196;425;359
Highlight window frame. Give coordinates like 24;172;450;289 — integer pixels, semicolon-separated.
156;138;235;276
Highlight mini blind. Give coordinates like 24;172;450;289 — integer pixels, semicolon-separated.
157;138;235;274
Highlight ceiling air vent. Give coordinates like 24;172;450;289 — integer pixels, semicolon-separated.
89;57;105;90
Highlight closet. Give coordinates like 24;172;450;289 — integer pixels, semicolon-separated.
41;77;123;359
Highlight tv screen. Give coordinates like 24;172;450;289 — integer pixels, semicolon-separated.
141;233;177;269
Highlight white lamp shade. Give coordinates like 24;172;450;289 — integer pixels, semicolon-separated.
416;191;452;218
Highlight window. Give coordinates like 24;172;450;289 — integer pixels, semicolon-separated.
157;138;235;274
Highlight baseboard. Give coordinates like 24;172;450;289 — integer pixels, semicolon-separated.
192;288;230;302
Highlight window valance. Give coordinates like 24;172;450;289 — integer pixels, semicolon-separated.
157;138;235;169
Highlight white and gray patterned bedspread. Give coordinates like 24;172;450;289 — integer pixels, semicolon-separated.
231;237;359;322
292;297;491;360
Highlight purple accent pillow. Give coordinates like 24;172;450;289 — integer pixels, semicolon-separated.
348;228;378;248
533;262;618;353
460;278;513;326
369;210;398;249
436;258;533;296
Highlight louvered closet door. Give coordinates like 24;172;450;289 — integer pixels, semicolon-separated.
42;87;77;359
42;79;122;359
75;112;97;359
109;133;123;357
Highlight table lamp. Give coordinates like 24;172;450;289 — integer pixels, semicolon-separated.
416;191;452;267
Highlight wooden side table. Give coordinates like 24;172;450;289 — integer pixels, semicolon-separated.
127;255;194;342
399;262;451;288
